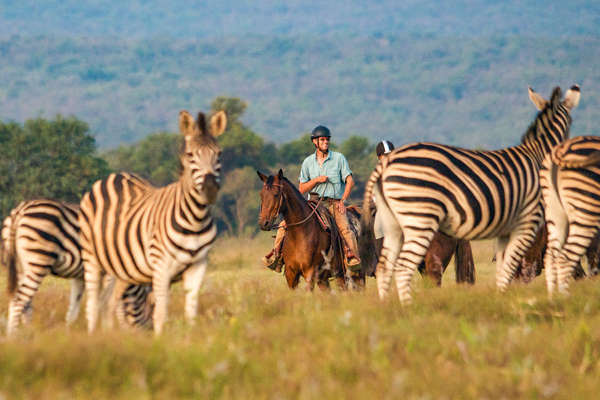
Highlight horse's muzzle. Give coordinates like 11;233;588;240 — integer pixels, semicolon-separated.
259;219;274;231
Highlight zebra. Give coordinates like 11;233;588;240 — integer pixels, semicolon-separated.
359;85;580;304
540;135;600;296
1;199;154;335
79;110;227;334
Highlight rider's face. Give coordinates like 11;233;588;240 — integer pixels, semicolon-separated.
314;137;330;152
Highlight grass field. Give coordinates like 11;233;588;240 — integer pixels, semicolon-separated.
0;234;599;399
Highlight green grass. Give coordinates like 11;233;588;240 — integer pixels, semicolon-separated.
0;235;599;399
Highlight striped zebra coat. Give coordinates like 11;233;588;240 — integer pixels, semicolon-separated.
541;135;600;295
1;199;154;335
360;85;580;304
79;110;227;334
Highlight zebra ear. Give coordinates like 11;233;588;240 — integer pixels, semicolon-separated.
528;87;548;110
209;111;227;137
562;84;580;110
257;170;268;182
179;111;195;136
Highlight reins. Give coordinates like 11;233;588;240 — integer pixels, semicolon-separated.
262;181;330;231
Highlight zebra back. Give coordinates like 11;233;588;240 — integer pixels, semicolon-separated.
1;200;81;295
541;135;600;294
364;85;580;241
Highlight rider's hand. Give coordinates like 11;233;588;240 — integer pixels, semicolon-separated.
316;175;328;184
337;200;346;214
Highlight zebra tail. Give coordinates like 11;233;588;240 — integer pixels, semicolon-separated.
359;163;383;270
553;148;600;169
5;210;20;295
454;240;475;284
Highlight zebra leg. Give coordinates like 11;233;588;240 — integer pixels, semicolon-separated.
152;272;171;335
7;268;47;336
182;259;208;325
544;210;569;297
496;226;539;291
556;227;597;294
65;278;85;326
393;228;436;305
376;231;403;300
84;263;103;334
494;235;509;279
103;279;129;330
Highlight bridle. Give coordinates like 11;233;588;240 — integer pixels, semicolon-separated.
260;181;325;231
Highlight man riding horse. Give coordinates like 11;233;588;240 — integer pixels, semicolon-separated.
262;125;361;271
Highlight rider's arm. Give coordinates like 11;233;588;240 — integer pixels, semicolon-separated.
340;174;354;203
299;176;327;194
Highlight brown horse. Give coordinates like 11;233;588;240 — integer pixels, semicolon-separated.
257;169;347;290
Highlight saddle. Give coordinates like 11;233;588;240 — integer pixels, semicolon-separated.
307;200;334;232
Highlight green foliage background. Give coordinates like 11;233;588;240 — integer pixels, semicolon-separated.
1;35;597;150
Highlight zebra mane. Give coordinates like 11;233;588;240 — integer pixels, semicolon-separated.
520;86;564;145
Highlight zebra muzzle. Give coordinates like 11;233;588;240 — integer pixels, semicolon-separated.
203;173;220;203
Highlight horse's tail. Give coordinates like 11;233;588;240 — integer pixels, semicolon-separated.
454;239;475;284
2;203;24;295
359;161;384;271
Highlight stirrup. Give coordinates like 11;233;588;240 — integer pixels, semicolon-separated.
262;253;283;272
347;256;361;269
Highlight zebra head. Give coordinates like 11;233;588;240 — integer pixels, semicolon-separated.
522;85;580;158
179;110;227;204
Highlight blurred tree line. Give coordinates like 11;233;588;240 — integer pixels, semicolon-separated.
0;97;377;236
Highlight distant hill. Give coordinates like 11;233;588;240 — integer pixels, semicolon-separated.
1;0;598;37
0;34;597;149
1;1;598;148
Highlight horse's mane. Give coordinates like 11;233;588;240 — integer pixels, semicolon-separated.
277;175;308;205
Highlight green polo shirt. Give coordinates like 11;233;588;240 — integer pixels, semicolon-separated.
299;150;353;199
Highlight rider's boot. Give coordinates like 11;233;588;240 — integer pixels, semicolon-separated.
262;249;283;272
262;225;286;272
341;231;361;270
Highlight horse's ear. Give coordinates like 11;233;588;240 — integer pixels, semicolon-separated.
257;170;268;182
278;169;284;180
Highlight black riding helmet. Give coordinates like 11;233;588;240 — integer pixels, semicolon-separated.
311;125;331;139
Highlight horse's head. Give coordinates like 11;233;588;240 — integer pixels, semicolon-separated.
257;169;286;231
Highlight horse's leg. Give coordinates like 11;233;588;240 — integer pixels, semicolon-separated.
304;268;317;292
455;239;475;284
423;246;444;287
285;267;301;289
351;271;365;290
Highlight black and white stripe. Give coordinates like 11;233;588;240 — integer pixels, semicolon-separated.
79;110;227;334
2;199;156;335
2;199;82;335
541;135;600;295
360;85;580;303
